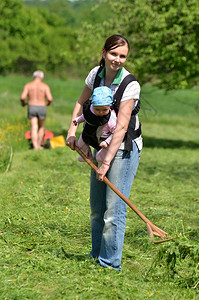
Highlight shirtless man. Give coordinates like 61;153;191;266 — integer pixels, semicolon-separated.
20;70;53;150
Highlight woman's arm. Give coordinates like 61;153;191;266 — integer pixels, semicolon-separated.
97;99;135;180
66;85;92;150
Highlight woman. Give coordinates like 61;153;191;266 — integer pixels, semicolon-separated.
66;34;142;270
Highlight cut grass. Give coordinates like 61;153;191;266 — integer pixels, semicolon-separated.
0;76;198;299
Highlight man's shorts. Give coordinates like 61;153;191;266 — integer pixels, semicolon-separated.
28;105;47;120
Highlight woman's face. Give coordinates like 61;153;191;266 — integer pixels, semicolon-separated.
103;44;128;72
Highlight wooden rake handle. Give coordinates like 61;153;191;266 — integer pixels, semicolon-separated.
75;146;169;241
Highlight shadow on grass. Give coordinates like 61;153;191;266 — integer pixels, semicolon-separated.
55;130;199;150
143;136;199;149
61;247;88;261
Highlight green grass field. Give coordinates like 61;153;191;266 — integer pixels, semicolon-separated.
0;76;198;299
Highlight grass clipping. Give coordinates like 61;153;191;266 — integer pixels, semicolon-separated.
0;143;13;173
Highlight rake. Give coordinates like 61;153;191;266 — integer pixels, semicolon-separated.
75;145;175;244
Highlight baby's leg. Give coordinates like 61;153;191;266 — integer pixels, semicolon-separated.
96;147;108;163
78;135;93;162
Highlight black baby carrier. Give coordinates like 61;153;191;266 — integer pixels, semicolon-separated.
82;67;141;151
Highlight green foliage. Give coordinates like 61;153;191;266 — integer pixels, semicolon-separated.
0;0;115;77
0;0;77;75
2;0;198;90
77;0;199;89
25;0;114;28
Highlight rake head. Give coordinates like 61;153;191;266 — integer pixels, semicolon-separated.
146;223;176;243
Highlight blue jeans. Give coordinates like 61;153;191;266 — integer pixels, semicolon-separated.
90;141;141;270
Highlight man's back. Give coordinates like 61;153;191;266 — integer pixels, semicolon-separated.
21;73;53;106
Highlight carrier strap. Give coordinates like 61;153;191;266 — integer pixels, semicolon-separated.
93;66;103;90
113;74;138;114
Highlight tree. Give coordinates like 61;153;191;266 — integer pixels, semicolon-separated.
76;0;199;89
0;0;76;75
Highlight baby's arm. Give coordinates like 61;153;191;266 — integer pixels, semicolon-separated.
73;114;85;126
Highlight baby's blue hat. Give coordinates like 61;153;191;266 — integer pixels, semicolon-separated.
91;86;113;106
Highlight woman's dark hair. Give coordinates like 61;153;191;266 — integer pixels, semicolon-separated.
100;34;130;67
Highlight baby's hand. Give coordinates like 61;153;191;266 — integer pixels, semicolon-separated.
73;119;78;126
99;141;108;149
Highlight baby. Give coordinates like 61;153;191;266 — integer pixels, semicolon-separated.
73;86;117;164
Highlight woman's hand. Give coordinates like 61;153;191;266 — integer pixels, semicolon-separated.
66;136;78;150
